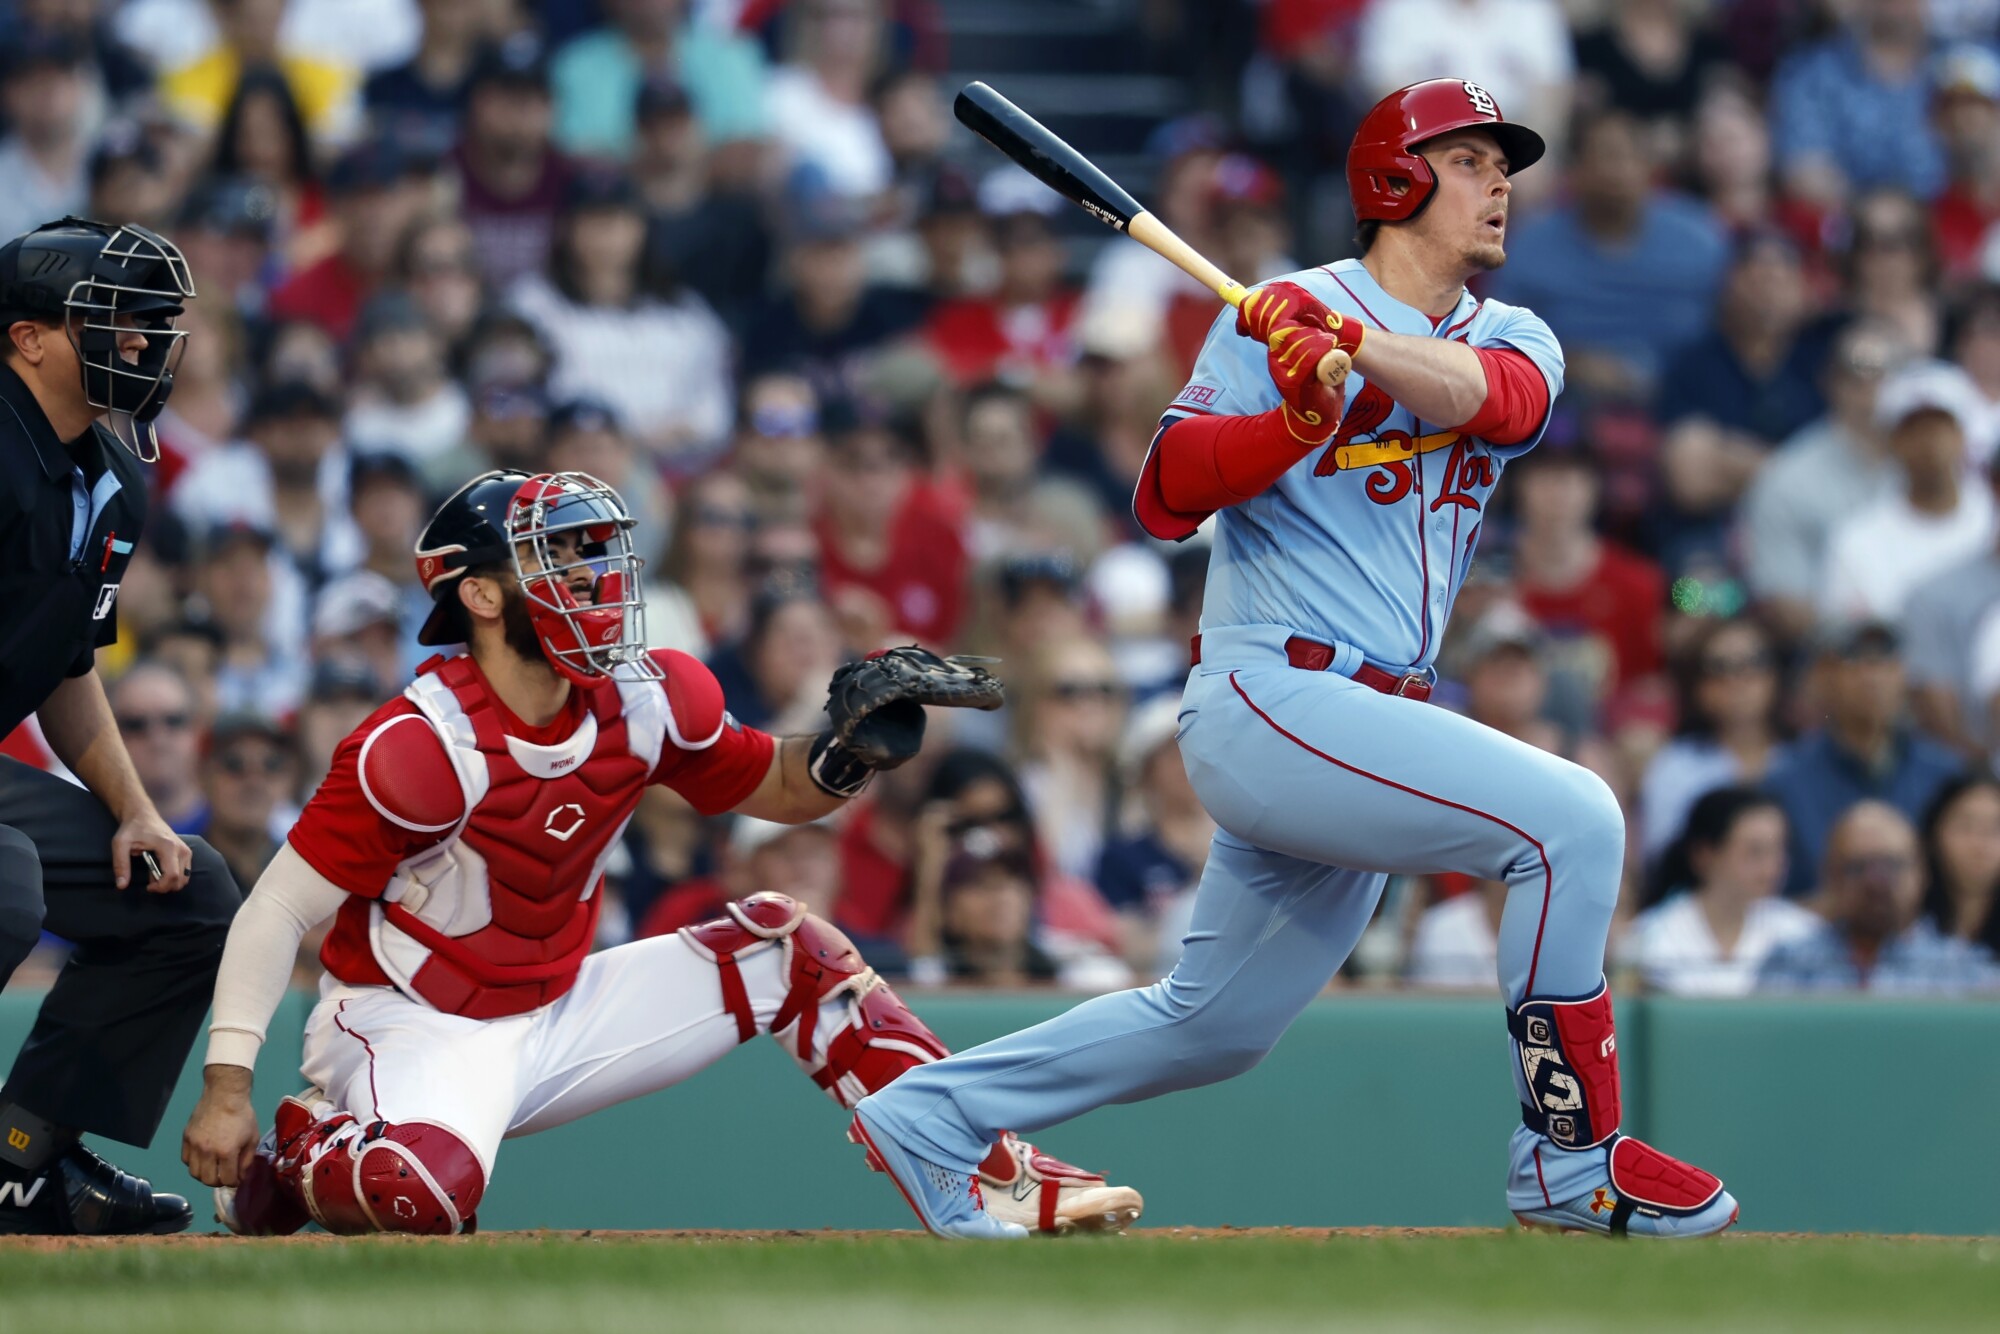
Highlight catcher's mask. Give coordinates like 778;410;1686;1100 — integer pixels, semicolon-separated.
0;217;196;462
416;469;660;686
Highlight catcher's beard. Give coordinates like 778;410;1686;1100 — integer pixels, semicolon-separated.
500;582;554;669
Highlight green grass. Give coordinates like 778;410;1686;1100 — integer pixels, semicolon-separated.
1;1231;1994;1334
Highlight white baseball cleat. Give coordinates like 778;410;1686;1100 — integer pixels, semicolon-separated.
977;1132;1143;1234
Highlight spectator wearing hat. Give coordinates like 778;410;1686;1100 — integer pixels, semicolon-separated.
157;0;361;142
293;658;384;801
1455;603;1567;757
1764;620;1963;895
192;711;297;899
922;170;1080;397
345;450;431;642
1930;45;2000;281
1759;800;2000;993
107;661;209;836
1821;360;1996;623
1741;319;1905;642
174;380;365;664
0;31;94;243
1769;0;1944;212
363;0;497;160
510;170;732;470
546;396;672;563
742;171;925;388
267;138;427;342
1095;695;1214;977
172;177;280;322
733;372;826;520
311;569;410;694
1492;109;1729;401
551;0;768;164
1161;154;1295;378
343;291;471;465
207;65;325;273
814;405;967;648
194;522;309;718
902;164;986;306
87;123;174;234
632;77;771;341
1510;441;1666;716
450;38;575;290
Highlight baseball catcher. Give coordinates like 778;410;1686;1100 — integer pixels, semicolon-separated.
179;469;1140;1236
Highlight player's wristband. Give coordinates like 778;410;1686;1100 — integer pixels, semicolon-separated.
807;730;874;798
1326;311;1365;359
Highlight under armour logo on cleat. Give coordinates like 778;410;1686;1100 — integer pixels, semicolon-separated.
1589;1188;1617;1215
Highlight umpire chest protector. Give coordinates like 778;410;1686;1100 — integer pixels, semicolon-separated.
0;364;146;733
329;654;690;1018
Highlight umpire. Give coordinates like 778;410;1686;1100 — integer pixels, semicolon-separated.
0;219;240;1235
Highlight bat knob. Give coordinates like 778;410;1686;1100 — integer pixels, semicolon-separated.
1315;348;1352;389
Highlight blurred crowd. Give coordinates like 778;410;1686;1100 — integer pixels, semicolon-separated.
3;0;2000;999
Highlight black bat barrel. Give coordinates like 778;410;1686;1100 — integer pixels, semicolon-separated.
953;81;1145;233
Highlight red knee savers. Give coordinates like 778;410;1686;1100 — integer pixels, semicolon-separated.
1508;979;1622;1150
294;1117;486;1235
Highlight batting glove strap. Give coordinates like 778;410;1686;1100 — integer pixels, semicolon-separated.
807;730;875;798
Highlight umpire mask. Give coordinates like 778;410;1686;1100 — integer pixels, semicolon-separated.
0;218;196;462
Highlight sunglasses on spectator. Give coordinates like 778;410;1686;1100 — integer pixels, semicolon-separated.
1856;230;1922;252
217;751;288;777
411;253;478;278
696;506;756;530
1836;854;1914;881
750;404;817;438
1049;679;1121;701
118;712;191;736
1700;652;1772;678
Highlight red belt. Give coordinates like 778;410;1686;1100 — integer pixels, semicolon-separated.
1189;634;1433;701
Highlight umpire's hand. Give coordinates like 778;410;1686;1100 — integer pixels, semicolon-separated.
114;807;192;893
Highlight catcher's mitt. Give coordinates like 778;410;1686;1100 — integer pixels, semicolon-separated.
824;646;1004;770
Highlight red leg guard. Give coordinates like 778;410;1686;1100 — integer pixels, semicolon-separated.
679;892;950;1107
283;1116;486;1235
1508;978;1622;1150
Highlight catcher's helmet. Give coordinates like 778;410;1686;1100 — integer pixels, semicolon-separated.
0;217;195;461
415;469;659;685
1347;79;1546;225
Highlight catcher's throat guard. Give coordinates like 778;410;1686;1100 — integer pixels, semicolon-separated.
415;469;658;686
0;217;196;463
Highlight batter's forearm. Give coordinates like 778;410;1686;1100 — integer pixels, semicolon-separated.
1351;328;1488;426
205;844;348;1071
37;669;152;822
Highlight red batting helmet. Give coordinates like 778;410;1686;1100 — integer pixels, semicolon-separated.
1347;79;1547;224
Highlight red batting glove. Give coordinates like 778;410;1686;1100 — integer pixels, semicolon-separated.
1235;281;1367;359
1264;320;1348;444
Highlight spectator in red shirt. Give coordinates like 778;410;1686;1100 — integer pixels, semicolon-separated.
267;139;425;344
923;169;1079;402
1513;440;1668;716
813;401;967;648
1930;45;2000;283
448;38;574;291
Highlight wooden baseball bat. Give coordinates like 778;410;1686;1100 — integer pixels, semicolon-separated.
953;80;1349;387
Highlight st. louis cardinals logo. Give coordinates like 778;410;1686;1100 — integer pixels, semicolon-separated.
1313;384;1495;512
1463;81;1497;118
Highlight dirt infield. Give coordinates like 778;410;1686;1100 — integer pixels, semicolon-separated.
0;1224;1980;1250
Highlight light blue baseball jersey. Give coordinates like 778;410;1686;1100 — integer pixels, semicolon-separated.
1163;259;1565;672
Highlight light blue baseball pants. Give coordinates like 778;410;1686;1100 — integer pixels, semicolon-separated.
858;624;1628;1211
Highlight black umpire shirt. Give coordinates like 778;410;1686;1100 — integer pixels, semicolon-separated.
0;362;145;737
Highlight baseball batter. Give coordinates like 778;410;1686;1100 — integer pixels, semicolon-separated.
178;469;1140;1237
850;81;1737;1239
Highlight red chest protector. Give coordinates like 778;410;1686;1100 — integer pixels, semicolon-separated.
350;655;670;1019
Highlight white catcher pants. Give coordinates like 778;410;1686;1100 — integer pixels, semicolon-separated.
301;933;798;1176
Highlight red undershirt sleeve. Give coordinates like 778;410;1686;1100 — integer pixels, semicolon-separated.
1456;346;1550;445
1135;409;1321;540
